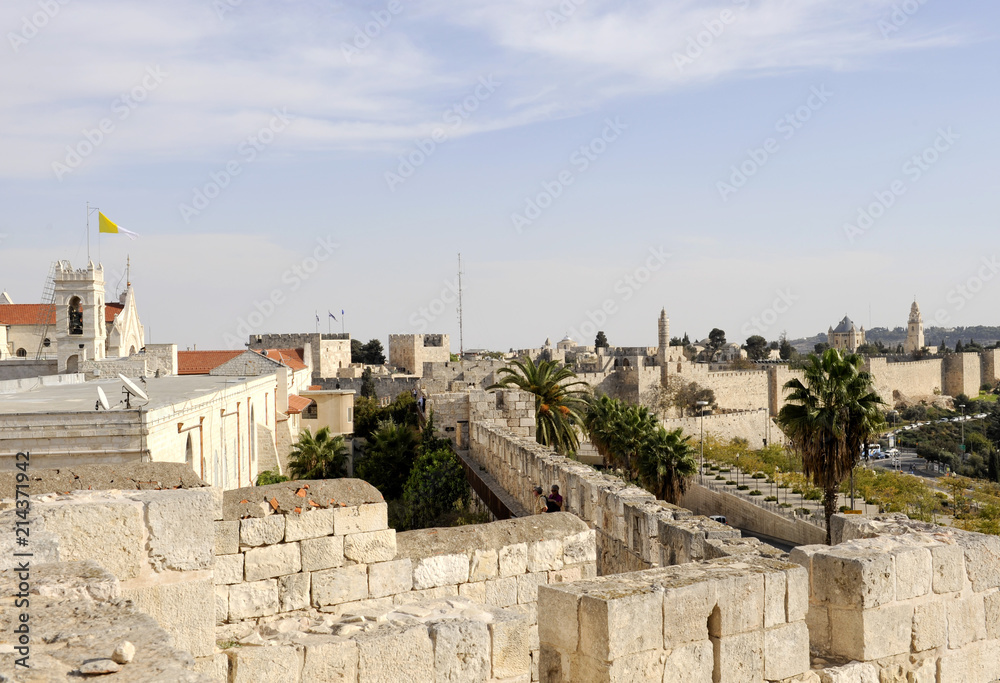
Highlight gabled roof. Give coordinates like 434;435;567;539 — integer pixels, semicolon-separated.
0;302;124;326
256;348;307;371
286;394;314;415
177;350;244;375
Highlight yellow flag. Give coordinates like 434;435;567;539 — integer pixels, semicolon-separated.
98;212;138;240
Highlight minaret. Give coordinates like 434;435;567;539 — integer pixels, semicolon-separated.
54;261;106;373
905;300;924;353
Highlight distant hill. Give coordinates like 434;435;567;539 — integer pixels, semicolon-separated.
789;326;1000;353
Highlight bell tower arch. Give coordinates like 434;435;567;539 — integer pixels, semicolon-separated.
54;261;106;373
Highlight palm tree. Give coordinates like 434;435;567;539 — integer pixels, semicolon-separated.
777;349;886;543
638;426;698;503
287;427;349;480
488;357;591;455
355;419;420;499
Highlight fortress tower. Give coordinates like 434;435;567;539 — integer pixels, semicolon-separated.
54;261;106;373
905;300;924;354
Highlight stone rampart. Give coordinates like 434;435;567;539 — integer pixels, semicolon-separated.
866;356;944;404
945;352;985;398
661;408;785;448
982;348;1000;387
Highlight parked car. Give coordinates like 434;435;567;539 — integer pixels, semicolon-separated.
709;515;727;525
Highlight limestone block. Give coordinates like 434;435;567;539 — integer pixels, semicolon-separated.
194;653;229;682
356;623;434;683
911;601;946;652
312;564;369;607
368;559;412;599
216;521;240;556
713;630;763;683
787;544;826;599
215;553;245;585
228;579;279;621
490;611;532;679
946;592;987;648
300;637;359;682
244;542;301;581
662;640;713;682
812;547;894;609
240;516;285;547
893;545;932;600
538;644;572;683
764;571;786;628
817;660;880;683
231;644;302;683
931;543;965;594
527;539;564;572
393;585;458;605
763;622;809;681
785;566;809;622
333;502;388;535
211;485;224;521
300;535;344;572
957;533;1000;592
828;602;913;661
279;572;311;612
985;590;1000;639
663;580;715;648
709;573;764;637
563;530;597;565
122;576;215;658
470;548;499;582
516;572;548;605
343;529;396;564
412;554;469;590
430;619;491;682
485;576;518;608
572;650;664;683
284;508;335;542
499;543;528;578
128;489;214;571
459;581;487;603
579;585;663;661
538;585;579;653
548;566;581;585
215;584;229;625
804;605;830;655
40;501;145;580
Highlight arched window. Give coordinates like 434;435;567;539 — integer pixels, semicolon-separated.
68;297;83;335
15;348;27;358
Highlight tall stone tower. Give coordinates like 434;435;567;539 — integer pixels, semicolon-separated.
54;261;106;373
657;308;669;365
905;300;924;354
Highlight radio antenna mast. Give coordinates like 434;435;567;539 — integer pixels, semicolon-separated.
457;253;464;358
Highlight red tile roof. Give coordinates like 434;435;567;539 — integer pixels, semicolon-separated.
256;348;308;372
177;350;244;375
286;394;314;415
0;302;125;326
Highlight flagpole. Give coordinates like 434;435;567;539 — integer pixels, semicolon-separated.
86;201;90;261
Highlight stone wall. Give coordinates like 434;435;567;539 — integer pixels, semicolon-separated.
866;356;944;404
982;348;1000;387
81;356;149;378
0;372;85;394
661;408;785;448
0;410;144;469
388;333;451;376
688;369;771;412
944;352;982;398
0;358;57;381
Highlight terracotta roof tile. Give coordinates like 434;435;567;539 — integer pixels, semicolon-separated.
286;394;314;415
0;302;125;326
257;348;308;371
177;350;244;375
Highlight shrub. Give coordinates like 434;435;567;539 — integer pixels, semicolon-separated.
803;490;822;501
726;480;737;486
838;505;851;513
719;468;731;473
749;490;762;496
795;507;811;515
715;475;725;480
751;472;766;479
737;485;750;491
255;469;288;486
779;502;793;508
764;495;778;502
791;488;803;495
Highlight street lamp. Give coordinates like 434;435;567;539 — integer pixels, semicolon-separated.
959;404;966;459
697;400;709;483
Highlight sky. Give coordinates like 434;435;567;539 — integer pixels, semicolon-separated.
0;0;997;353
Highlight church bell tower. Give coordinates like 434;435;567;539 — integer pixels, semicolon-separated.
54;261;106;373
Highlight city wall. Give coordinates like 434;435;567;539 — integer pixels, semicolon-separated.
866;356;944;404
661;408;784;449
982;348;1000;387
945;352;984;398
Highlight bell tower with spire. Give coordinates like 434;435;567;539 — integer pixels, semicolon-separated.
905;299;924;354
54;261;106;373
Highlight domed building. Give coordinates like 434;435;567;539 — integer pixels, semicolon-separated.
828;315;865;352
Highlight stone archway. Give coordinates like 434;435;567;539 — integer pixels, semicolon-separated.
66;355;79;373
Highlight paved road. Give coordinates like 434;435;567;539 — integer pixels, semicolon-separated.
866;449;948;479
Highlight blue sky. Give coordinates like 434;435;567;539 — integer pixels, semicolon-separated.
0;0;997;352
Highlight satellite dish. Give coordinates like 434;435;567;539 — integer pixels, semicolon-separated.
97;386;111;411
118;373;148;408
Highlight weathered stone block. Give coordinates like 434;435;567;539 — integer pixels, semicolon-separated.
713;630;763;683
430;619;490;682
228;579;279;621
829;602;913;661
216;520;240;556
499;543;528;577
527;539;564;572
957;533;1000;592
240;516;285;547
412;554;469;590
333;502;388;535
663;640;713;682
470;548;499;582
244;542;301;581
490;610;531;679
122;576;215;658
563;530;597;565
301;637;359;682
947;592;987;648
215;584;228;625
312;564;368;607
579;584;663;661
279;572;311;612
764;571;786;628
785;565;809;622
931;543;965;594
812;547;894;609
215;553;245;585
368;559;412;598
128;489;214;571
572;650;663;683
356;623;434;683
538;585;579;653
459;581;487;603
516;572;547;604
985;590;1000;639
708;573;764;637
663;580;715;648
804;604;830;655
343;529;396;564
485;576;518;608
300;534;344;572
231;643;301;683
284;508;335;542
40;501;145;580
911;601;946;652
787;544;826;599
893;545;932;600
763;622;809;680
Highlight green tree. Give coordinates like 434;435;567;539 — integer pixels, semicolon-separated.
400;447;470;530
595;331;609;348
488;358;591;455
355;419;419;499
776;349;886;543
682;332;690;346
287;427;349;480
988;451;1000;484
744;335;768;361
637;426;697;504
255;469;289;486
814;342;830;354
956;340;964;353
670;336;683;346
350;338;364;363
708;328;726;350
779;335;794;361
360;367;377;399
362;339;386;364
674;381;716;417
